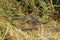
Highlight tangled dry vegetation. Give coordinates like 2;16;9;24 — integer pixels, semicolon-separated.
0;0;60;40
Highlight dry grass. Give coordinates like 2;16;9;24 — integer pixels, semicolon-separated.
0;0;60;40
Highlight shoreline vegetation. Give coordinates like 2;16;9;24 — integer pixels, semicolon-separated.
0;0;60;40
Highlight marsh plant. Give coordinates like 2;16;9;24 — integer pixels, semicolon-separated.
0;0;60;40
